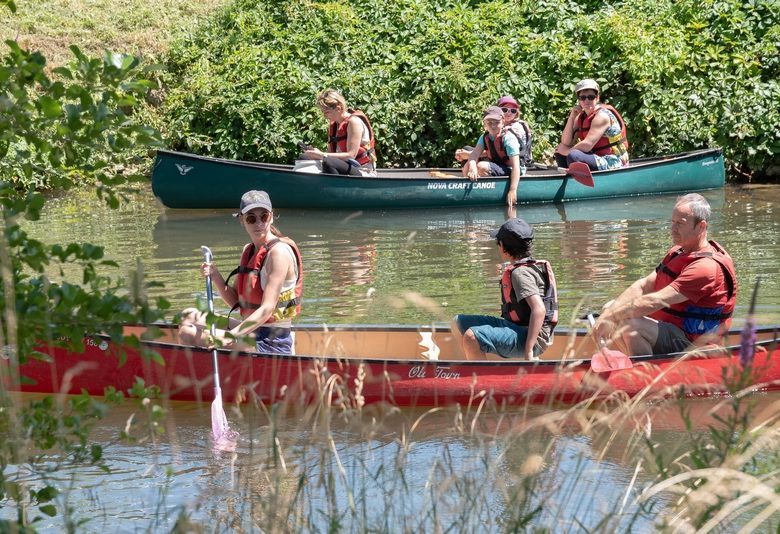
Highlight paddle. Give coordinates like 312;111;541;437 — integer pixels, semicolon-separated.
568;162;594;187
201;245;238;448
586;313;633;372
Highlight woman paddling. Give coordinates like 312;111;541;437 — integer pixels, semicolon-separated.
301;88;377;177
179;190;303;354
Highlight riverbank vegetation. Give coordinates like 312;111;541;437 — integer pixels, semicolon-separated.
1;2;170;527
2;0;780;530
158;0;779;180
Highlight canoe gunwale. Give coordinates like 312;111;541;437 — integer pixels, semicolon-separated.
24;323;780;405
152;147;725;208
154;147;724;182
112;322;779;368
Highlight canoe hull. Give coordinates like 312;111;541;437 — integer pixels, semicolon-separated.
151;149;726;209
18;324;780;406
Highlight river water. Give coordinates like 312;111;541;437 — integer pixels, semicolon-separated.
29;183;780;325
10;183;780;531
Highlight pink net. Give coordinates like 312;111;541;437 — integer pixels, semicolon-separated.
211;386;238;451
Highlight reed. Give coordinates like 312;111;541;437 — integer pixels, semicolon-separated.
3;293;779;531
131;336;778;532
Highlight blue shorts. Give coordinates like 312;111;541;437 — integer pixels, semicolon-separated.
455;314;540;358
255;327;293;355
485;162;511;176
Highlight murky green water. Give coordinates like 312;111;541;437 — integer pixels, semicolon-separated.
12;183;780;531
27;183;780;325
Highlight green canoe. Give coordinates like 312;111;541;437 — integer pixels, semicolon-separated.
151;148;725;209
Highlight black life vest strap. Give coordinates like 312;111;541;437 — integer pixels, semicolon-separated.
660;307;733;321
655;248;685;278
225;239;281;287
599;136;628;149
655;247;735;300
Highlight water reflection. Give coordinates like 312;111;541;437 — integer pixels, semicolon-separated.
12;390;774;532
153;192;727;322
23;185;779;325
12;185;780;531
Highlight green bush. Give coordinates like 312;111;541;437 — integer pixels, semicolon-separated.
160;0;779;178
0;31;170;528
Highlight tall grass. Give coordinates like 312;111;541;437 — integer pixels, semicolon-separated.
167;368;780;532
3;327;780;531
105;332;777;532
0;0;227;66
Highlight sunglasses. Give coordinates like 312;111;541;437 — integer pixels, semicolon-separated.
483;119;501;126
578;94;598;101
500;107;518;114
244;211;272;225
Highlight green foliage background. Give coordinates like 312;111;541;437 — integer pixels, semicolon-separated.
160;0;779;177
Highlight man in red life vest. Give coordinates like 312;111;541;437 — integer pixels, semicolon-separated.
596;193;737;355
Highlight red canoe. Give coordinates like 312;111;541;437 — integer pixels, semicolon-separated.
15;324;780;406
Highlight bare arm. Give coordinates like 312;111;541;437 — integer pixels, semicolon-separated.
202;262;238;309
341;116;364;159
596;271;689;337
524;294;546;358
555;105;582;155
571;110;609;153
506;154;520;206
464;143;485;180
229;246;293;338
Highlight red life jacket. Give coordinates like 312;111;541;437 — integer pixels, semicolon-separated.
327;109;376;166
574;103;629;157
500;259;558;331
649;240;737;341
226;237;304;323
481;128;521;167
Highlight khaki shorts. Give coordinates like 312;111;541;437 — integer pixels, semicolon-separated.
652;321;691;354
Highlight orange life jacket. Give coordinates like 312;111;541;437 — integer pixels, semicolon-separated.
500;259;558;331
327;109;376;166
574;103;629;157
649;240;737;340
226;237;304;323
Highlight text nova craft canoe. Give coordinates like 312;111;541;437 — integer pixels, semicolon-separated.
151;148;725;209
19;323;780;407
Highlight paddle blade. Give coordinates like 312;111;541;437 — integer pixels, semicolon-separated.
211;386;238;451
568;162;594;187
591;347;633;373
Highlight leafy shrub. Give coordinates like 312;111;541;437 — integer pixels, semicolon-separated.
162;0;778;176
0;30;170;528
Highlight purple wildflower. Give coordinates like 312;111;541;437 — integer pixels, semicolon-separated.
739;316;756;368
739;279;761;368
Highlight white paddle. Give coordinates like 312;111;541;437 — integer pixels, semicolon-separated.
201;245;238;449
